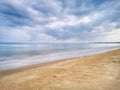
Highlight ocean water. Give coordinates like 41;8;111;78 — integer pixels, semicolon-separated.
0;43;120;71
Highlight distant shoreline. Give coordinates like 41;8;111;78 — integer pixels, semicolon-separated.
0;42;120;44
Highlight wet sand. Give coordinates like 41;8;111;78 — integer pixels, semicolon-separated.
0;49;120;90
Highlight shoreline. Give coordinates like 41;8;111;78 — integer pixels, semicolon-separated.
0;47;119;72
0;49;120;90
0;48;119;76
0;57;72;77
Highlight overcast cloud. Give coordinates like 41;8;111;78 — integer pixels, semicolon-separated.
0;0;120;43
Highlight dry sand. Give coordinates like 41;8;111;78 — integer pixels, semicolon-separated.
0;49;120;90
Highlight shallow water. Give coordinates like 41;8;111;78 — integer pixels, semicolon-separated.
0;43;120;71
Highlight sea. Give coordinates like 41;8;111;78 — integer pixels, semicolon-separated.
0;43;120;71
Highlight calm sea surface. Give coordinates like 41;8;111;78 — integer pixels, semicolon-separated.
0;43;120;71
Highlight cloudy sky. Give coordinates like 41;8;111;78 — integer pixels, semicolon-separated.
0;0;120;43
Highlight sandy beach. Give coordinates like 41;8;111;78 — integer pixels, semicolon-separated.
0;49;120;90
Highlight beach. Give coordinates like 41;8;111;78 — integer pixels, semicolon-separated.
0;49;120;90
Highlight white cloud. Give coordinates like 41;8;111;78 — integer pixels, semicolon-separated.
90;22;120;42
99;29;120;42
0;29;31;42
46;15;91;30
37;33;57;41
59;38;83;43
0;0;120;43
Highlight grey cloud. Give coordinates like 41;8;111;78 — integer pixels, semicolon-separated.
0;0;120;42
0;2;32;27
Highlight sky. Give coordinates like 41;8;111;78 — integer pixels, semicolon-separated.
0;0;120;43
